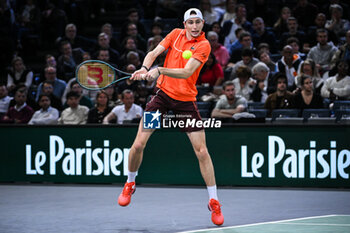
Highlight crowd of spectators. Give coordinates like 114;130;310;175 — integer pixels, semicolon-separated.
1;0;350;125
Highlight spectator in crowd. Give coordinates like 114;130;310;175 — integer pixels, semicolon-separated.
287;37;306;60
220;0;236;27
292;0;319;30
6;56;33;94
307;29;338;75
229;48;259;80
8;84;38;111
252;17;277;53
120;8;147;40
1;88;34;123
264;73;295;116
227;28;245;55
104;84;120;108
258;50;277;73
273;6;291;37
207;31;229;68
200;0;220;26
229;31;257;64
16;0;41;48
211;80;247;118
211;21;225;45
56;23;94;51
41;2;67;49
321;61;350;100
28;94;59;125
222;4;252;49
232;65;255;101
63;81;93;109
57;40;84;81
87;91;112;124
197;53;224;87
147;22;164;50
155;0;184;19
0;84;12;118
101;23;119;51
103;89;143;124
325;4;350;42
293;74;324;111
125;51;142;70
58;91;89;124
40;80;63;111
306;13;338;51
93;32;120;65
147;35;166;67
119;36;146;68
276;45;302;91
36;66;66;101
117;64;140;99
82;51;91;61
280;17;306;51
296;59;323;94
251;62;276;102
122;22;147;52
322;0;349;20
331;30;350;71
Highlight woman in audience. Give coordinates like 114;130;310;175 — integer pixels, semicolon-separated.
87;91;113;124
7;56;33;95
294;74;324;111
296;59;323;94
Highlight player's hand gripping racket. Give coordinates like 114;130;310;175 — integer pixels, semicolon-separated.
76;60;141;90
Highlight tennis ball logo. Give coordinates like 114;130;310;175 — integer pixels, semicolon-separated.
182;50;192;59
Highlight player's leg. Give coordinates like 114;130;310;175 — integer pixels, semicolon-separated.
187;130;224;226
118;118;154;207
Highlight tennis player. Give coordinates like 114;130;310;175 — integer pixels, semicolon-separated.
118;8;224;226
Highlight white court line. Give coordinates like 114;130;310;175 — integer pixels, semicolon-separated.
276;222;350;227
178;215;350;233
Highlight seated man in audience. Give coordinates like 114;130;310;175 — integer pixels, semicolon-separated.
58;91;89;124
251;62;275;103
36;66;67;101
321;61;350;100
40;81;63;111
0;84;12;118
307;29;338;76
1;89;34;124
264;73;295;117
28;94;59;125
211;81;247;118
63;81;93;109
103;89;143;125
229;48;259;80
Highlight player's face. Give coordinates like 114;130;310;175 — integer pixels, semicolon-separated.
184;18;204;38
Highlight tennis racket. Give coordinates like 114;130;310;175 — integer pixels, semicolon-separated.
76;60;134;90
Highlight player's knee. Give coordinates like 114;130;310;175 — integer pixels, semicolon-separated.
195;146;209;161
132;141;146;152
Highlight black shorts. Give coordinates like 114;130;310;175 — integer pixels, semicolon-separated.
145;88;203;132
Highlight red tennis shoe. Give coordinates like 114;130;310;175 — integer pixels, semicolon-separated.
208;198;224;226
118;182;136;206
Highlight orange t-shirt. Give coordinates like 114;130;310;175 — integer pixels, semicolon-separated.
157;29;211;101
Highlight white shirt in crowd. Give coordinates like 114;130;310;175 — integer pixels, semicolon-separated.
111;103;143;124
58;105;89;124
28;107;59;125
0;96;13;114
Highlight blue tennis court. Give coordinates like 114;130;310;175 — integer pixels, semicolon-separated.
1;184;349;233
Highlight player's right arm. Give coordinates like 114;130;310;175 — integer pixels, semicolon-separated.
131;44;166;80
